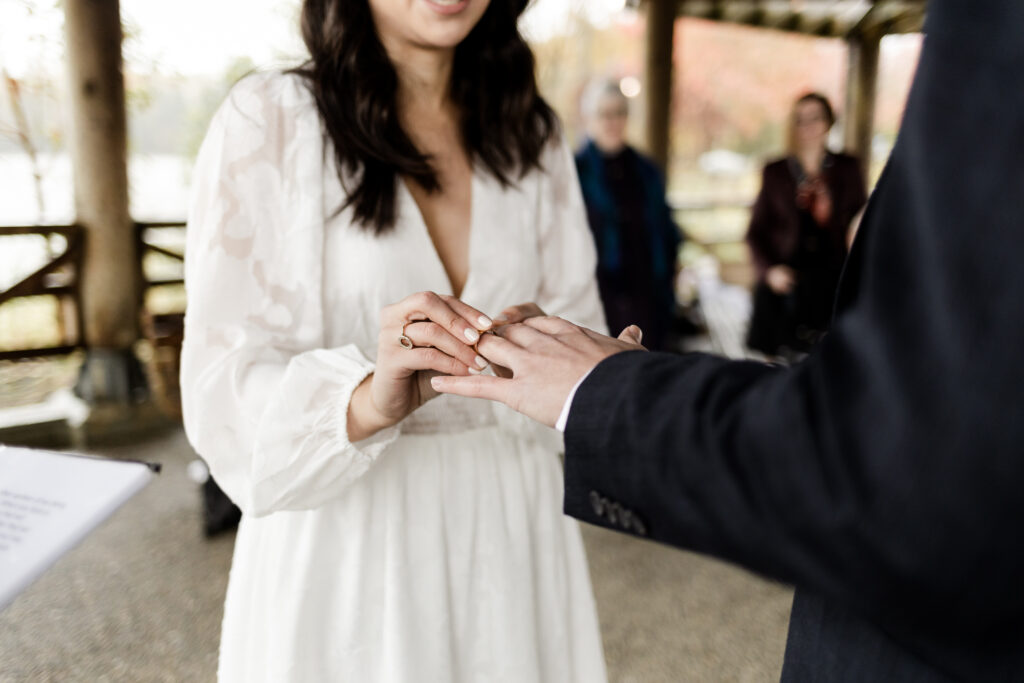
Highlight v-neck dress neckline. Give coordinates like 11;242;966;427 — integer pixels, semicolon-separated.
399;172;478;300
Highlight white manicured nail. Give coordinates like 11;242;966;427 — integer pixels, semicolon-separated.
477;316;492;329
431;376;443;389
495;314;509;322
468;367;483;375
475;355;488;369
464;328;480;343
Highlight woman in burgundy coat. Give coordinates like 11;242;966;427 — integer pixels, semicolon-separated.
746;93;867;357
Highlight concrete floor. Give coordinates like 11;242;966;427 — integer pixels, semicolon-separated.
0;429;792;683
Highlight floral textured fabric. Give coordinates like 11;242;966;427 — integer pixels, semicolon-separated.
181;72;608;682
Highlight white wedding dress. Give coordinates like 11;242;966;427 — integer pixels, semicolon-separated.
181;72;608;682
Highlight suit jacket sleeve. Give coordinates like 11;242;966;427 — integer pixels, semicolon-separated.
564;0;1024;645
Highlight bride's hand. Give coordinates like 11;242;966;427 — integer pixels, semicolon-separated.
489;302;547;378
347;291;493;440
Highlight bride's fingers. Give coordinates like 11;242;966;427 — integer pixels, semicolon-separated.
403;322;489;372
386;291;489;346
438;294;493;332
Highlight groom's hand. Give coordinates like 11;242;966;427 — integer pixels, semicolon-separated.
494;302;546;325
489;302;548;378
431;317;645;427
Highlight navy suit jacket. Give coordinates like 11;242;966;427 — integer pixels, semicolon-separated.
563;1;1024;680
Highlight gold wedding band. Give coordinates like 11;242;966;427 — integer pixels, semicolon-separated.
473;326;501;353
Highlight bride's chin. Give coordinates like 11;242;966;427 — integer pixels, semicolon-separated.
408;0;485;45
408;27;475;51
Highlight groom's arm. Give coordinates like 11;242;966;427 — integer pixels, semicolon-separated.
562;350;775;547
569;0;1024;641
434;0;1024;647
561;327;1022;646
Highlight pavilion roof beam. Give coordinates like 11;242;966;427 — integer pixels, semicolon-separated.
811;18;839;38
847;2;926;37
673;1;926;39
678;2;846;37
880;7;926;35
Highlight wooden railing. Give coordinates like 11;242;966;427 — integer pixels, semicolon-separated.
0;221;186;361
0;225;86;361
137;221;185;288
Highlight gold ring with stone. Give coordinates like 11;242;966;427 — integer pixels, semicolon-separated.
398;321;417;349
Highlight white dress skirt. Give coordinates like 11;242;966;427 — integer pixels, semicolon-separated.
181;72;609;682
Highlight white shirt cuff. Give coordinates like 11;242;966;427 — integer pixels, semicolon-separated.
555;369;594;433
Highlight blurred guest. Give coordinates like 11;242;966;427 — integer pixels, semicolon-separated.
575;79;682;352
746;93;867;357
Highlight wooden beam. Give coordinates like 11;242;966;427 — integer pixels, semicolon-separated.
848;3;882;38
737;4;766;27
677;1;926;38
0;346;83;362
812;18;837;37
705;0;725;22
849;2;926;37
884;7;926;34
844;29;881;184
65;0;148;408
644;0;676;174
0;235;81;305
65;0;138;352
776;12;802;32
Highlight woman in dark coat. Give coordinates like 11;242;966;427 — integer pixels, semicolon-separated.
746;93;868;357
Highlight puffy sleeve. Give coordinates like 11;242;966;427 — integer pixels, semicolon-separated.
180;73;399;517
534;137;607;335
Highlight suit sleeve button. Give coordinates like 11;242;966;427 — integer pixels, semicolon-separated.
632;516;648;536
620;510;633;530
606;502;621;526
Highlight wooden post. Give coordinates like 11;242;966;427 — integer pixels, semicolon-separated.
844;30;881;184
644;0;676;175
65;0;145;405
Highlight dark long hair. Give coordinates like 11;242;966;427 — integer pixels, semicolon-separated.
291;0;557;233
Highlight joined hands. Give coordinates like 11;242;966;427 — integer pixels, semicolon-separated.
433;316;645;428
349;292;645;441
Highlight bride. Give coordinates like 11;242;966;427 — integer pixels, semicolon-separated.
180;0;608;680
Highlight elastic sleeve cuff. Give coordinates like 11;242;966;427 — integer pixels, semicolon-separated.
329;346;402;461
